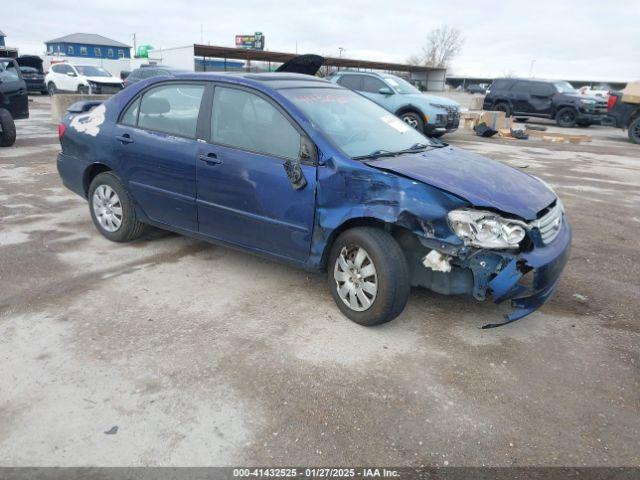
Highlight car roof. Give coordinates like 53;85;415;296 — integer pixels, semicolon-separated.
334;71;384;78
168;71;339;91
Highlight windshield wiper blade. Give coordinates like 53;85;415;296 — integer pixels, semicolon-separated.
353;149;398;160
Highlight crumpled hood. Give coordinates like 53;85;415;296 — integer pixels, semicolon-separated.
85;76;122;84
364;146;556;221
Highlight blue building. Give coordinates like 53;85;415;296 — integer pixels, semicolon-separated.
0;30;5;47
45;33;131;60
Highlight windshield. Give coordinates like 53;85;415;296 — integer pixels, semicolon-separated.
382;75;421;94
281;87;435;158
75;66;111;77
554;81;577;94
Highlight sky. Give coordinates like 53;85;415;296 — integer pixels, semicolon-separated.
5;0;640;82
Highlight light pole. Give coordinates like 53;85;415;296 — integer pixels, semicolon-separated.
529;59;536;78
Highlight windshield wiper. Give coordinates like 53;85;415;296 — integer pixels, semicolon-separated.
353;149;398;160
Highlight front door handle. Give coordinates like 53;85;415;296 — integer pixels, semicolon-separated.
198;153;222;165
116;134;133;144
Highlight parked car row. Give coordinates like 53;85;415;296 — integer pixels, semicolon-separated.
44;63;124;95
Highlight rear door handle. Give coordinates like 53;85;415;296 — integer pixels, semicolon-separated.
116;134;133;144
198;153;222;165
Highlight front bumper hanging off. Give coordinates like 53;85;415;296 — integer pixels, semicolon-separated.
482;218;572;328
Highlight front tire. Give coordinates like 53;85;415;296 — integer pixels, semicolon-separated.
78;85;89;94
328;227;410;326
88;172;147;242
400;112;424;132
0;108;16;147
629;117;640;144
47;82;57;96
556;107;577;127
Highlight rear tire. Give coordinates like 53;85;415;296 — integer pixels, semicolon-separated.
629;117;640;144
493;102;511;117
327;227;410;326
88;172;148;242
400;111;424;132
556;107;577;127
0;108;16;147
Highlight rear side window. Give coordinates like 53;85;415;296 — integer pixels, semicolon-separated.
361;76;387;94
134;83;205;138
488;79;511;92
211;86;301;160
510;81;531;94
337;75;363;91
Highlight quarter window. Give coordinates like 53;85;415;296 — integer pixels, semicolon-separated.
211;87;301;160
136;84;204;138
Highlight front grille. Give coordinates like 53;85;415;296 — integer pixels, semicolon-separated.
94;84;123;94
444;105;460;128
531;203;563;244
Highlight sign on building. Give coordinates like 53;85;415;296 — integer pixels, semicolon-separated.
235;32;265;50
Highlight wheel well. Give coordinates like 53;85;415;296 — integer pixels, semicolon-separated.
395;106;423;120
319;217;422;271
83;164;112;197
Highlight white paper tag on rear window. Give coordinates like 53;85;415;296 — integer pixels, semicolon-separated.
381;114;410;133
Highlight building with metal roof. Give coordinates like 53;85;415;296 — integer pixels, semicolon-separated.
45;33;131;60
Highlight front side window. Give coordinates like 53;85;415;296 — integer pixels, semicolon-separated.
211;87;301;160
120;97;140;126
554;81;577;94
136;83;205;138
381;75;421;94
281;87;432;158
361;76;387;94
337;75;363;91
75;65;110;77
531;82;555;97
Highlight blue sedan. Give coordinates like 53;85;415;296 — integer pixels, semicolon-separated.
56;72;571;327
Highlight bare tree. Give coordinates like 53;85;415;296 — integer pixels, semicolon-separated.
408;25;464;68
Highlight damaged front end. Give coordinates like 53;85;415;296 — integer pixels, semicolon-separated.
409;201;572;328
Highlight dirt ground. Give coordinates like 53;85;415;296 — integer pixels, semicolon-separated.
1;96;639;467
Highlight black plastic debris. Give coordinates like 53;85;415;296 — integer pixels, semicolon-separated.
104;426;118;435
474;122;498;137
510;127;529;140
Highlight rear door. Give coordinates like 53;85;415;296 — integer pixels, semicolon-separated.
0;59;28;119
509;81;532;114
113;81;207;231
529;82;555;116
195;84;317;262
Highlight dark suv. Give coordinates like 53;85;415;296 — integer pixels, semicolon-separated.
603;92;640;144
483;78;607;127
123;66;188;88
0;58;29;147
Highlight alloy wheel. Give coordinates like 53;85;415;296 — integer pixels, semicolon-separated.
92;185;123;232
333;246;378;311
402;115;419;129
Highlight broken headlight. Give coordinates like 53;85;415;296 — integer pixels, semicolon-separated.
447;209;527;249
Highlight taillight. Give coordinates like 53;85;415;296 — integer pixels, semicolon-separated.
607;95;617;111
58;123;66;142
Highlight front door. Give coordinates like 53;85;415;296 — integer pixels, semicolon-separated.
358;75;392;109
530;82;555;116
114;82;206;231
196;85;317;262
0;59;28;119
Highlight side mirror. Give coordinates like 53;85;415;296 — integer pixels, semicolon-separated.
378;87;393;95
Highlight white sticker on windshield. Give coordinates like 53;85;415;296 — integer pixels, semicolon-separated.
70;104;106;137
381;114;410;133
385;78;400;87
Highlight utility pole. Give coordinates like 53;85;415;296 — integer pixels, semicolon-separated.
529;59;536;78
133;33;137;57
